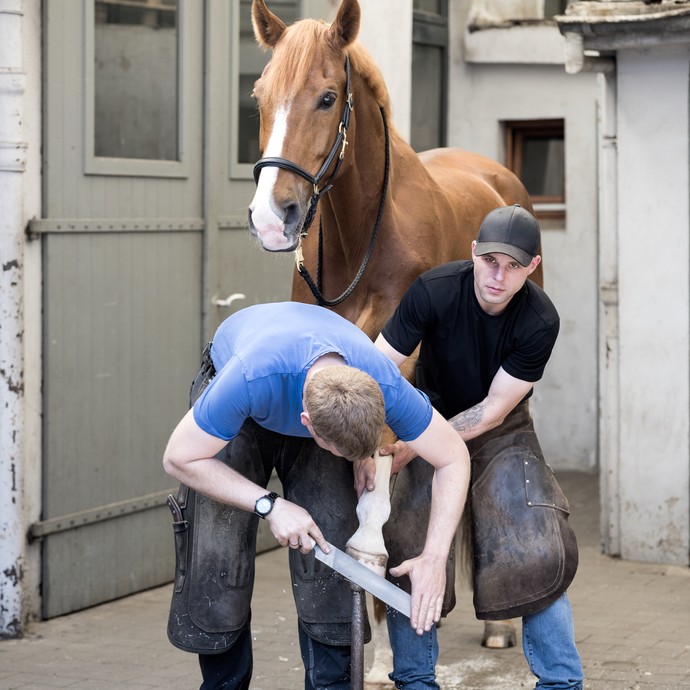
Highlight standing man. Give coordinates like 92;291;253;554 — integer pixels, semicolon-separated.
376;205;583;690
163;301;470;690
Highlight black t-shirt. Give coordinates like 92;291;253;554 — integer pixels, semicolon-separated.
381;261;560;419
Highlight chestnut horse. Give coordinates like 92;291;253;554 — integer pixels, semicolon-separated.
248;0;540;683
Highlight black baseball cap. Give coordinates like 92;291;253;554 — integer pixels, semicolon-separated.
474;204;540;267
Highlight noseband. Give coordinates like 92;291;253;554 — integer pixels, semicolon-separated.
253;55;354;234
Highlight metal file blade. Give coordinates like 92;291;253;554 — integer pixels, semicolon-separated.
313;541;411;618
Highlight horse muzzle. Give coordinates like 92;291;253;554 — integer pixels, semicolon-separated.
247;205;302;252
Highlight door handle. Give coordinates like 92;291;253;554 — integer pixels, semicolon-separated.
211;292;246;307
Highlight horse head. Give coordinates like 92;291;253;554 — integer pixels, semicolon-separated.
248;0;361;252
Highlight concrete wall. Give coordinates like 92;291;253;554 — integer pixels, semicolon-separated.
447;2;600;471
0;0;42;636
357;0;413;140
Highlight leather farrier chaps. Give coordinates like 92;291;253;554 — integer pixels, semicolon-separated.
467;401;578;620
167;345;369;654
384;401;578;622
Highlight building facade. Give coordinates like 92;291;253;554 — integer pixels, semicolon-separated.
3;0;685;637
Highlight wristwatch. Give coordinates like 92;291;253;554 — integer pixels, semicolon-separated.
254;491;280;519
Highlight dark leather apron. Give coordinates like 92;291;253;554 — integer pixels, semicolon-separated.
384;401;578;621
467;401;578;620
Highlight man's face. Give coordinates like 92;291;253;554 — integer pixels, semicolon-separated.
471;241;541;315
300;410;372;462
300;408;346;457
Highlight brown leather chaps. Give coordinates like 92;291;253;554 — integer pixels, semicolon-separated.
384;401;578;621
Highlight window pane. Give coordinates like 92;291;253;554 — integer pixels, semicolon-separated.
544;0;570;18
411;44;443;152
521;137;564;198
413;0;443;15
237;0;300;164
94;0;179;160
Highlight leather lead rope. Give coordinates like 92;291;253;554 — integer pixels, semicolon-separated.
299;107;390;307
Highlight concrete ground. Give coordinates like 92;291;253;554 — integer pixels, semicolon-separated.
1;471;689;689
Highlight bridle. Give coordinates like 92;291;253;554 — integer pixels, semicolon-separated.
252;55;390;307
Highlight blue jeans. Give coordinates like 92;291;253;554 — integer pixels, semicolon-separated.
386;595;582;690
386;608;439;689
523;594;583;689
198;623;252;690
297;625;351;689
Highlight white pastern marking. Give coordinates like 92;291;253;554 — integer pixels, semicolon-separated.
250;104;293;250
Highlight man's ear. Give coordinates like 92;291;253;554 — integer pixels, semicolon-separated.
527;255;542;275
300;411;311;429
471;240;477;257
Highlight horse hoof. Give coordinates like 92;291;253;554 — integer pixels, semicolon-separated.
364;668;395;690
364;652;394;688
481;621;517;649
345;545;388;573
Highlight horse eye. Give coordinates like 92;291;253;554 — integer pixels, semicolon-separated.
319;92;337;110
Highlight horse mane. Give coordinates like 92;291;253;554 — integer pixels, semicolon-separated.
261;18;392;115
347;42;392;115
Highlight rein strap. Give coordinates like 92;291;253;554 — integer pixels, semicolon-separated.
297;106;390;307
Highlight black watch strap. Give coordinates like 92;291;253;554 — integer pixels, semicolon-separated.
254;491;280;518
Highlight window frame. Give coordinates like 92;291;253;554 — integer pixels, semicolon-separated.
84;0;190;178
504;118;565;221
411;0;449;151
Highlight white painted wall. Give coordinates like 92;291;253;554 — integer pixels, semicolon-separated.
0;0;42;635
614;44;689;565
357;0;412;140
447;3;600;471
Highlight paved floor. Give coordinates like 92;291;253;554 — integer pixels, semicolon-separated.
1;472;689;690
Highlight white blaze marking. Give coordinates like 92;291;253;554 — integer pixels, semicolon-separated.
250;104;293;250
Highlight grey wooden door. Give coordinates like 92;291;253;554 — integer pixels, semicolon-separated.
35;0;206;619
36;0;332;620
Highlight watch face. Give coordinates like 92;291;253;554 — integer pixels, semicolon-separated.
256;496;272;516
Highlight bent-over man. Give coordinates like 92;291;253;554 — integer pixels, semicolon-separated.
163;301;470;690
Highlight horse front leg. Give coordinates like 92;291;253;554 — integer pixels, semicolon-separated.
345;449;392;574
345;449;394;688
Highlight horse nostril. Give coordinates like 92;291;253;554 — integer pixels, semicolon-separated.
284;203;301;229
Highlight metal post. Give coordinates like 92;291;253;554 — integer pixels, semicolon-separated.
351;583;366;690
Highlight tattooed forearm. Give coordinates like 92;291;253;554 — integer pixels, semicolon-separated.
450;404;485;435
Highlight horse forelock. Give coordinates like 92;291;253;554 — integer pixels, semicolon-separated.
260;19;391;114
262;20;330;105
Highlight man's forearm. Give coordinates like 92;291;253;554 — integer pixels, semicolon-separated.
423;460;469;560
450;403;484;437
449;401;504;441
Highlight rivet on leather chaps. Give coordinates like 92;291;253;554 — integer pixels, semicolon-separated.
384;401;578;622
167;352;370;655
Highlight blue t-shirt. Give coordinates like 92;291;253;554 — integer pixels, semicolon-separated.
193;302;432;442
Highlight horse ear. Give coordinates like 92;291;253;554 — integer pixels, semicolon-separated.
252;0;287;50
328;0;361;49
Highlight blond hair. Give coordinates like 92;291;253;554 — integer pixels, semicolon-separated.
304;366;385;460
